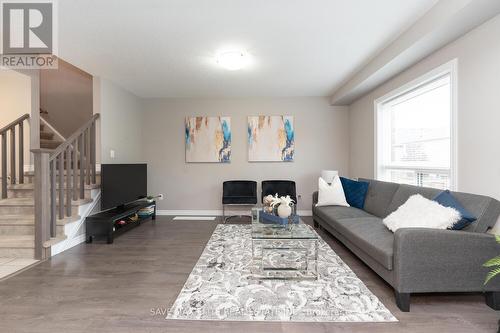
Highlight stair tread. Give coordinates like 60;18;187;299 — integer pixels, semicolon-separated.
0;214;81;224
0;235;33;239
0;215;34;225
0;198;34;206
0;197;93;206
8;183;100;190
0;235;34;248
40;138;63;144
24;171;101;176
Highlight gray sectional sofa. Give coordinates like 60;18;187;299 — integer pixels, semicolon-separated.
312;178;500;312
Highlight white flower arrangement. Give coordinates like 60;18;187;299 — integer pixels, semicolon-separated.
278;195;295;207
263;194;278;206
263;194;295;216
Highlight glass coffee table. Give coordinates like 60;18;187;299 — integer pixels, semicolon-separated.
251;218;319;280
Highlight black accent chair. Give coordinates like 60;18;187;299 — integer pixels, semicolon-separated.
222;181;258;223
261;180;297;207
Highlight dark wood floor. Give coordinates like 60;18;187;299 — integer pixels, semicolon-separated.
0;216;498;333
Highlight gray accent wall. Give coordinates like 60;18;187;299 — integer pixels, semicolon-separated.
348;14;500;201
142;97;349;212
40;60;93;138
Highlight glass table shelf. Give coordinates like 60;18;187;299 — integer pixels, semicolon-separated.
251;218;319;280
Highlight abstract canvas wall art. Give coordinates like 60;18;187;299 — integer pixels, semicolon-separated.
248;115;294;162
185;116;231;163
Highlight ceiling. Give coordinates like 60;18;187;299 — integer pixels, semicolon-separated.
58;0;438;98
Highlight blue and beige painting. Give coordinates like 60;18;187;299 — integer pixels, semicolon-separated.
247;115;295;162
185;116;231;163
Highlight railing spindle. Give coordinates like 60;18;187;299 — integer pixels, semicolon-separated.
79;134;84;199
18;123;24;184
1;133;6;199
10;128;15;185
86;128;90;185
72;139;78;200
50;160;56;237
91;122;96;184
66;147;72;217
58;154;64;219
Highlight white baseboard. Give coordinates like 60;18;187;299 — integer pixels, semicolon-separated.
156;209;312;217
51;234;87;256
51;189;101;256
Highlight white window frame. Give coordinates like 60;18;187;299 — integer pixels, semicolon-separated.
374;59;458;190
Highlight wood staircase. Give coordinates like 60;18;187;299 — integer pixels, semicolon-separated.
0;173;100;258
39;123;64;150
0;114;100;260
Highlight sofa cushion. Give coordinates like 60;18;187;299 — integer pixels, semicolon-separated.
314;205;373;223
386;184;441;216
433;190;476;230
324;217;394;270
383;194;461;232
359;180;500;233
359;178;400;218
316;176;349;207
340;177;369;209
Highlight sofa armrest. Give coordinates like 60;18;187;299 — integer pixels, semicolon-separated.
393;228;500;293
312;191;318;206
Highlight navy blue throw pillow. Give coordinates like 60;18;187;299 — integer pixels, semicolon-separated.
340;177;369;209
433;190;477;230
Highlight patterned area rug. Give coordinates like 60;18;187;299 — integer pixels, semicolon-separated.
167;224;397;322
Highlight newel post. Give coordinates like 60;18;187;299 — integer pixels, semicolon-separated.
32;148;52;260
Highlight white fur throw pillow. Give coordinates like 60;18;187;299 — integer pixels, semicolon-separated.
383;194;461;232
316;176;350;207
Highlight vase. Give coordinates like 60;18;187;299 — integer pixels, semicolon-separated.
278;204;292;218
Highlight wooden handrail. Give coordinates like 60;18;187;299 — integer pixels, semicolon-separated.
49;114;99;160
32;113;100;260
0;113;29;135
1;113;29;198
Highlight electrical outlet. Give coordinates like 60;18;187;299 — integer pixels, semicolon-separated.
110;149;115;159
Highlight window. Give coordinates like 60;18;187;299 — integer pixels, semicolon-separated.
375;61;457;190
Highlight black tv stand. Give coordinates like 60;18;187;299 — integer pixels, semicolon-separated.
85;200;156;244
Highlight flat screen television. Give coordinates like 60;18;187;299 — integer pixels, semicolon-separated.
101;164;147;210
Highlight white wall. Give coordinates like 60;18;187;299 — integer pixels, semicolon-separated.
0;70;32;171
142;97;349;212
95;78;144;164
348;14;500;201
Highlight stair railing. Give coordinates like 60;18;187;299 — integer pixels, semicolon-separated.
32;114;99;259
0;114;30;199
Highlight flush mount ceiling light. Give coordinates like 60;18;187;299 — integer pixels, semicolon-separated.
216;50;249;71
